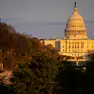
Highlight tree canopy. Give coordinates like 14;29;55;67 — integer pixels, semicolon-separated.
11;52;62;94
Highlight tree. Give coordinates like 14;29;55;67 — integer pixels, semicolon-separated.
11;52;62;94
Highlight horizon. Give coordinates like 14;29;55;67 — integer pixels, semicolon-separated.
0;0;94;38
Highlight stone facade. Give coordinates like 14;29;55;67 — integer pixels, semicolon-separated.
41;3;94;61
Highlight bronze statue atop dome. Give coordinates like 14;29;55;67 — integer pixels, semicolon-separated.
74;1;76;8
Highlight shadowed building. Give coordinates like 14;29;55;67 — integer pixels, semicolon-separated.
41;2;94;61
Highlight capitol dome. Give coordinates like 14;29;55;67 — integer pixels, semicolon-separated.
65;2;87;39
66;7;86;31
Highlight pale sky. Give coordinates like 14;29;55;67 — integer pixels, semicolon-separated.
0;0;94;38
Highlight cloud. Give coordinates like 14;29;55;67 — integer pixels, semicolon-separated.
2;18;94;38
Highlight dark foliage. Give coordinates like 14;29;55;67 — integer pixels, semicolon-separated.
10;52;62;94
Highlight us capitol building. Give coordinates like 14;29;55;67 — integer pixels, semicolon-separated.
41;2;94;61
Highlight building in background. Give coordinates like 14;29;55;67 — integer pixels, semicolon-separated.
41;2;94;61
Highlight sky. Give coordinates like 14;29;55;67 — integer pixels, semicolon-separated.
0;0;94;39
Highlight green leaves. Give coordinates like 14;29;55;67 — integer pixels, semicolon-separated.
11;52;61;94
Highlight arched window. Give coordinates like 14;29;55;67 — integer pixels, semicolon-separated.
3;58;11;69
